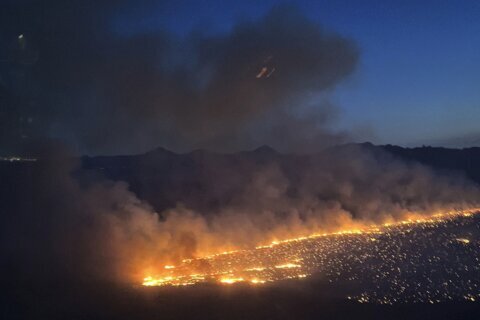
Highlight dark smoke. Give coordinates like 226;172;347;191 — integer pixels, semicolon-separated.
2;144;479;287
0;2;357;155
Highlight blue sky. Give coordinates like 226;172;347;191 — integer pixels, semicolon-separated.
114;0;480;147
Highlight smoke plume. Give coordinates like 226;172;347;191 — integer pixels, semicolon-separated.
2;144;479;285
0;2;356;154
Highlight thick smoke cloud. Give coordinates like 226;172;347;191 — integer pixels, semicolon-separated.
0;1;357;154
2;145;479;286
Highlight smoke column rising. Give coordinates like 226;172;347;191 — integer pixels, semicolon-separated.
2;144;479;285
0;2;356;154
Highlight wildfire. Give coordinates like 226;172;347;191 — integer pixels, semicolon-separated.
143;276;174;286
245;266;266;271
250;278;266;284
220;277;245;284
275;263;301;269
142;209;479;288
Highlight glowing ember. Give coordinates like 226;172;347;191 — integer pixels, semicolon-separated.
245;267;266;271
143;276;174;286
250;278;266;284
220;277;245;284
274;263;301;269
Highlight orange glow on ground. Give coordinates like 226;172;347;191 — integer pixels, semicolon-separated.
142;209;480;287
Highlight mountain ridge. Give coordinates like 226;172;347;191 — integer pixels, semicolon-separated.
77;143;480;214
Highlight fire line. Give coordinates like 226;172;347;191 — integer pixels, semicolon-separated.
142;209;479;290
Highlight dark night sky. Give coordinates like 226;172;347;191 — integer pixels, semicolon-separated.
1;0;479;155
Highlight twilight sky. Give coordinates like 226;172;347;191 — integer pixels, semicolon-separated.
117;0;480;147
1;0;479;155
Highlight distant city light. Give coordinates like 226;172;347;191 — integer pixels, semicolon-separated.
0;156;36;162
